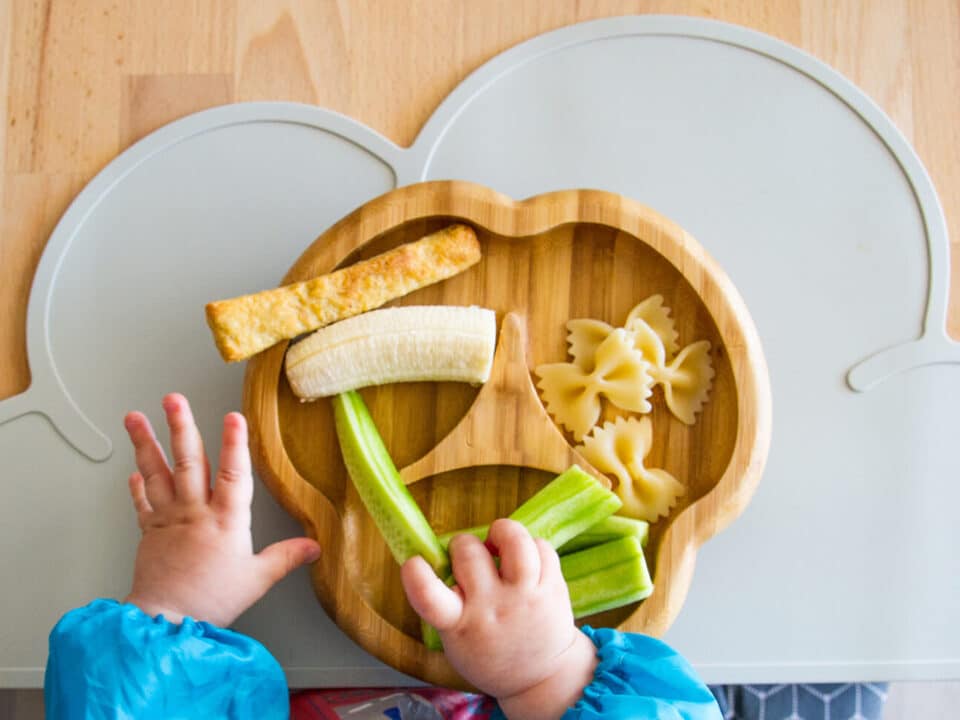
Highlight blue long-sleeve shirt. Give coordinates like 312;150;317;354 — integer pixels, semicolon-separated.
45;599;722;719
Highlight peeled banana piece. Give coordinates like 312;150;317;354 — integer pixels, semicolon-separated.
285;305;497;399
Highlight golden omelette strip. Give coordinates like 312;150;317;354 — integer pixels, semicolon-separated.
205;224;481;362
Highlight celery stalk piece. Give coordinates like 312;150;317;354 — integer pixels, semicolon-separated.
437;525;488;551
557;515;650;555
436;466;621;552
427;534;654;648
423;466;618;651
332;391;449;577
441;515;649;554
421;620;443;651
560;536;654;618
510;465;622;548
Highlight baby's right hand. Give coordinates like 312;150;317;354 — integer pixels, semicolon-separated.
122;394;320;628
401;519;597;720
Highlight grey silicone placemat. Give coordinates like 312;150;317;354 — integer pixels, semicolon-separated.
1;16;957;686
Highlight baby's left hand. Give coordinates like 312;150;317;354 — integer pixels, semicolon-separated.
122;393;321;627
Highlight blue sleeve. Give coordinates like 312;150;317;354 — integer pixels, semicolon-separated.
44;599;288;720
562;626;722;719
493;626;721;719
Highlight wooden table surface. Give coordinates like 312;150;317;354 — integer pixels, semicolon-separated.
1;0;957;404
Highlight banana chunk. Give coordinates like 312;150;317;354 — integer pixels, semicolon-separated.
285;306;497;399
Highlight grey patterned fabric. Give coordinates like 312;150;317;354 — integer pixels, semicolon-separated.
709;684;888;720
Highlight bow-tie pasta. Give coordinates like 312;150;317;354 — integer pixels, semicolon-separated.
655;339;714;426
576;416;685;522
535;328;653;440
561;296;714;426
625;294;680;357
629;319;715;426
566;318;614;371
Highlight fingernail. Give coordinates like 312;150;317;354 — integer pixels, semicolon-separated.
305;545;322;563
225;412;244;427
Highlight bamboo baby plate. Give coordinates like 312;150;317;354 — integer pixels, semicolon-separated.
243;180;771;687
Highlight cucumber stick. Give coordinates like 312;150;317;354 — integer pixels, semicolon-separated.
556;515;649;554
421;466;620;651
560;536;654;618
509;466;622;548
438;515;649;554
421;619;444;651
434;466;621;551
332;391;449;577
436;525;487;550
428;534;654;650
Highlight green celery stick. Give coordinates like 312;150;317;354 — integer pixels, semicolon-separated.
435;466;620;551
437;525;488;551
557;515;650;555
426;534;654;649
439;515;649;554
332;391;449;577
560;536;654;618
421;619;443;651
510;466;622;548
422;466;618;650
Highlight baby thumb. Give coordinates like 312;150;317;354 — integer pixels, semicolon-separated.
401;556;463;631
258;537;322;588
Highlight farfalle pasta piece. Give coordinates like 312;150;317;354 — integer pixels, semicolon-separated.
556;295;713;427
626;316;667;368
657;340;715;425
536;329;653;440
566;294;679;371
624;294;680;357
566;318;614;370
629;319;714;426
576;416;685;522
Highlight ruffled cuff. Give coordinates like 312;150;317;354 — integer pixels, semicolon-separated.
560;626;722;720
44;599;288;720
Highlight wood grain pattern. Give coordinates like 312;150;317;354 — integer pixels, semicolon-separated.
2;1;957;394
398;312;609;487
0;0;957;690
243;180;772;686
